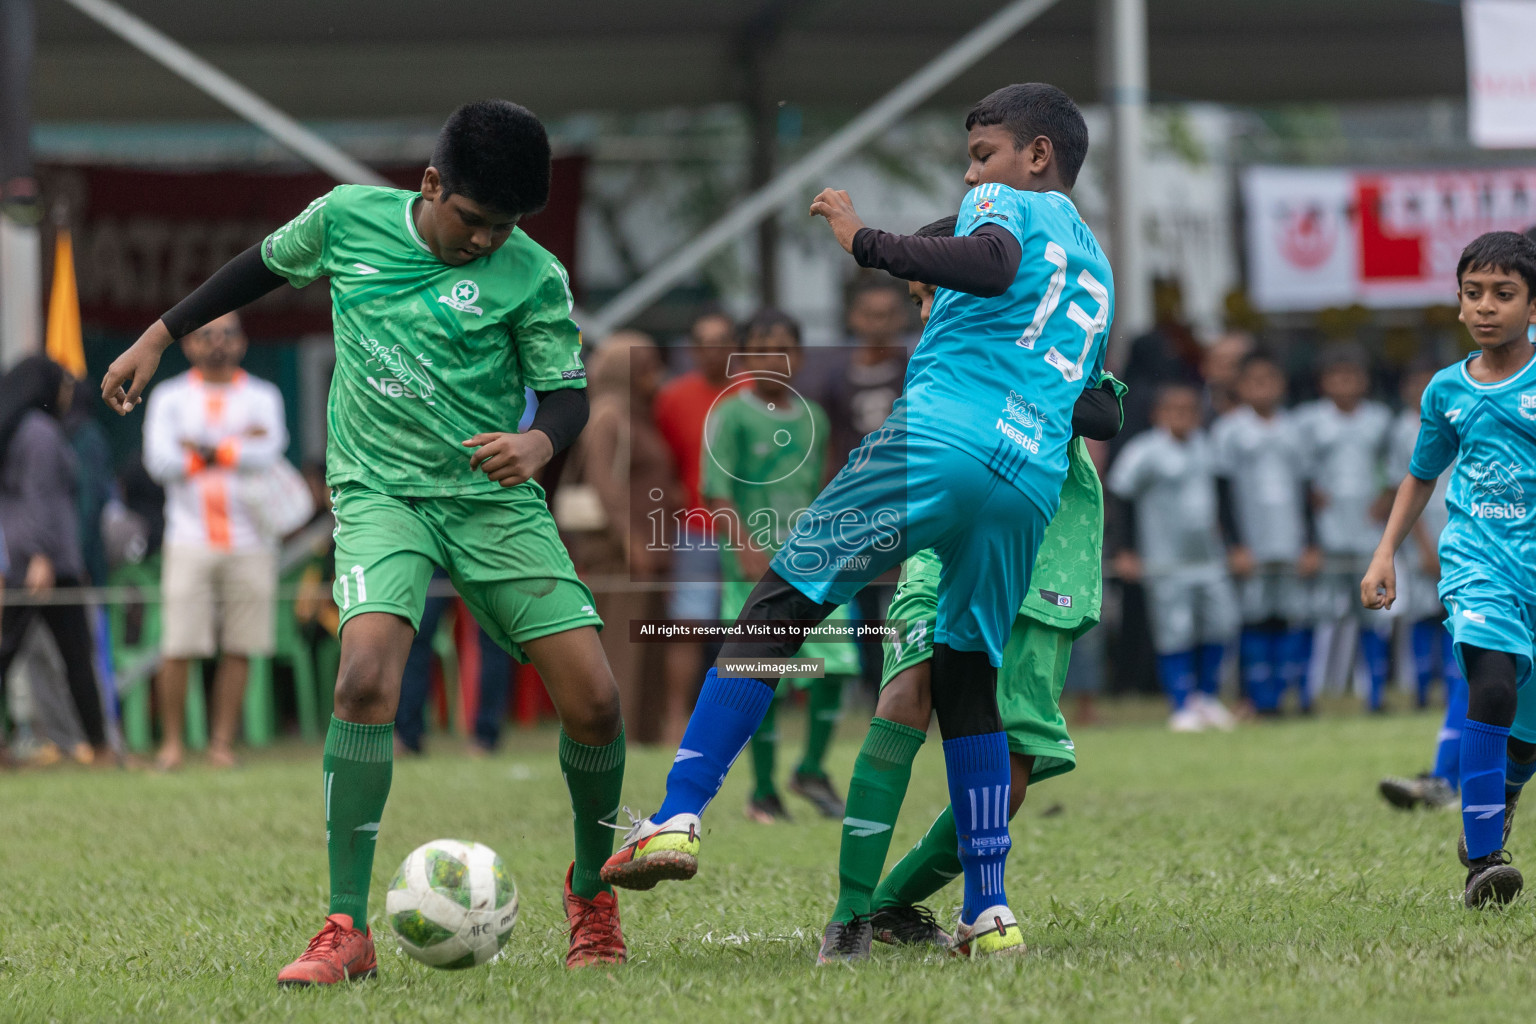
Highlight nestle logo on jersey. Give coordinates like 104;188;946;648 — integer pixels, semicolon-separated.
1468;502;1527;519
996;391;1044;454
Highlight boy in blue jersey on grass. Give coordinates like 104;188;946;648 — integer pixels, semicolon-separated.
603;83;1114;957
1363;230;1536;907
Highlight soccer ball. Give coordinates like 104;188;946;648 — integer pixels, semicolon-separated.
386;839;519;969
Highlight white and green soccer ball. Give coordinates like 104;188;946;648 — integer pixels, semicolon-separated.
386;839;519;969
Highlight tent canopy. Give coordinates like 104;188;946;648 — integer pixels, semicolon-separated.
35;0;1465;122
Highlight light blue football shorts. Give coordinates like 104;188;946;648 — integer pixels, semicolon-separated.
769;426;1048;667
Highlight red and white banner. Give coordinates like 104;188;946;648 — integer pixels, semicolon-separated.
1244;165;1536;312
1465;0;1536;149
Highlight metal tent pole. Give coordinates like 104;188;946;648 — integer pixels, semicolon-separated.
58;0;388;186
1104;0;1151;347
584;0;1064;339
0;0;41;368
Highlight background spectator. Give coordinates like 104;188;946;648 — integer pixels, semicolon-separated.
570;331;679;740
0;355;110;763
652;309;733;743
143;312;286;770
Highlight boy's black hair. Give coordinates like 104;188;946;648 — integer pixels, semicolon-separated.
1152;381;1200;408
432;100;551;217
1318;343;1370;373
1457;230;1536;297
915;215;958;239
744;308;802;346
1238;349;1281;374
964;83;1089;187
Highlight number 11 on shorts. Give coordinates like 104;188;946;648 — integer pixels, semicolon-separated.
338;565;368;610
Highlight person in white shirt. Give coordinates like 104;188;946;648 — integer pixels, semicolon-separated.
1109;384;1239;732
1294;348;1395;711
143;312;286;769
1211;352;1321;716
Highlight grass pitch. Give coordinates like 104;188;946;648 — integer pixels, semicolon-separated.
3;707;1530;1023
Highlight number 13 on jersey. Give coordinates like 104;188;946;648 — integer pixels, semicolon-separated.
1016;240;1109;383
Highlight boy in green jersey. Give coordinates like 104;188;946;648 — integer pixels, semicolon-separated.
103;101;628;978
702;311;860;823
816;216;1126;962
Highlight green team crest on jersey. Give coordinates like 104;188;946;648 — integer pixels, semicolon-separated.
261;184;586;497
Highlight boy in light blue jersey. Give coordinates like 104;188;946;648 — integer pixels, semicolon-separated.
1364;230;1536;908
604;84;1113;958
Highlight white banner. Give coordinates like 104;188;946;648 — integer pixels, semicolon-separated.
1244;165;1536;312
1465;0;1536;149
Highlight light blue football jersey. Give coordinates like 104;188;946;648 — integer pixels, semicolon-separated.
896;183;1115;518
1409;350;1536;602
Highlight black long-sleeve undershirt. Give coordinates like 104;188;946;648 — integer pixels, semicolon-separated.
851;224;1022;297
1071;381;1123;442
527;388;588;456
160;243;286;340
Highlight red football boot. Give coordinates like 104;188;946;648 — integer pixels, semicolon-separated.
564;863;626;967
276;913;378;987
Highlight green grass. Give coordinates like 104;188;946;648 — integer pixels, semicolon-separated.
3;707;1531;1023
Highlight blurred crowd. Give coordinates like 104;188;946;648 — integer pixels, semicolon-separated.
0;271;1469;766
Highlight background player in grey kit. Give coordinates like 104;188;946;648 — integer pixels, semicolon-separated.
1211;351;1320;716
1296;347;1395;711
1108;383;1238;732
1378;361;1467;810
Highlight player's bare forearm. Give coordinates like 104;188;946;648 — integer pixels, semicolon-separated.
102;320;176;414
1361;474;1435;609
1374;475;1436;561
463;430;554;487
809;188;865;254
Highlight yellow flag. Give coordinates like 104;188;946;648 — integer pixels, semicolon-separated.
46;227;86;378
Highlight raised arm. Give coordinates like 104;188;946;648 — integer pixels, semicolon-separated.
810;187;1021;297
103;245;287;414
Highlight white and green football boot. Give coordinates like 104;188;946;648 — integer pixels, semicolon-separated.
953;904;1027;958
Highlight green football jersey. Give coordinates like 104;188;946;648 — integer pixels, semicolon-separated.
261;184;586;497
701;387;830;581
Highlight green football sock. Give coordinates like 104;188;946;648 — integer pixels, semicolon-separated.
871;804;963;911
831;717;926;923
323;716;394;929
798;677;845;779
559;728;626;900
750;697;782;801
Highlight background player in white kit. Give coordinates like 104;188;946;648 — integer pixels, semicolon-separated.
1109;383;1238;732
1297;348;1395;711
1378;362;1467;810
1211;352;1320;716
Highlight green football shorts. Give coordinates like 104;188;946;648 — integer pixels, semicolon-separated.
719;577;862;691
330;482;602;662
883;562;1076;783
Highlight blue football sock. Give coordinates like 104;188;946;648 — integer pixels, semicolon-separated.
1196;643;1225;698
1410;620;1438;707
1158;651;1196;712
1359;628;1390;711
1462;718;1513;861
1240;628;1278;712
942;731;1012;923
1280;627;1314;711
1506;750;1536;792
1433;675;1467;788
655;668;776;821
